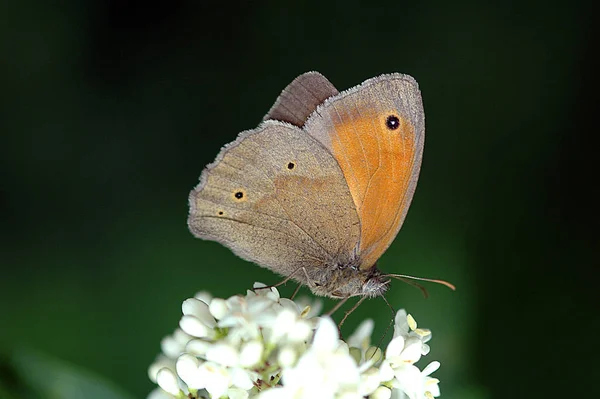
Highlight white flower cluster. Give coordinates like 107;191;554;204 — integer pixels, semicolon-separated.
148;283;442;399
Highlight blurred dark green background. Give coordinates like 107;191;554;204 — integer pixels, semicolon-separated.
1;0;597;398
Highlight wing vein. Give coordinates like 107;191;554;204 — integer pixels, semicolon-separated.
200;215;328;263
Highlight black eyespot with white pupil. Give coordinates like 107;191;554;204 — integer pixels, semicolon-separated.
386;115;400;130
234;191;244;199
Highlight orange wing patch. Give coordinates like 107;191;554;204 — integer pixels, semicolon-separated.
329;106;417;269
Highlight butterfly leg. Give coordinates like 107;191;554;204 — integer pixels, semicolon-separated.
301;266;315;290
325;296;350;317
254;266;305;292
338;296;367;328
323;296;351;337
290;283;302;300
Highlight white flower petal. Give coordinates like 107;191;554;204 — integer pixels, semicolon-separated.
386;336;405;358
371;386;392;399
425;377;441;397
206;343;239;367
179;315;213;338
182;298;216;328
147;387;175;399
393;364;424;399
256;387;294;399
348;319;374;349
148;355;174;383
358;367;382;395
328;352;360;384
284;352;320;387
185;339;211;356
228;387;250;399
279;298;300;313
398;338;423;364
230;367;255;390
247;296;277;315
173;329;193;346
266;287;281;301
312;317;339;352
422;361;440;377
278;346;298;367
217;313;242;328
420;329;432;344
379;359;395;382
225;295;245;314
156;368;181;396
269;309;296;343
239;340;263;367
226;319;261;343
288;320;313;343
394;309;409;335
198;362;231;398
175;354;201;389
194;291;213;305
336;341;350;357
209;297;229;320
160;335;184;359
253;283;280;301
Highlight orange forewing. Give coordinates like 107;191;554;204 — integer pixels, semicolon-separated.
329;107;417;269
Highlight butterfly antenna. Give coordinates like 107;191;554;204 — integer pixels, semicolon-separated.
402;277;430;298
384;273;456;298
367;294;396;360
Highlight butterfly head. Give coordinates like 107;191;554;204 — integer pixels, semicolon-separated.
313;263;389;299
360;269;391;298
